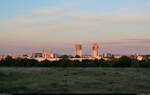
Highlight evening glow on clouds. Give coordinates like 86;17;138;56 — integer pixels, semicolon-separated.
0;0;150;55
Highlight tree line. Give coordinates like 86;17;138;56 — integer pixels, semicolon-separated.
0;56;150;67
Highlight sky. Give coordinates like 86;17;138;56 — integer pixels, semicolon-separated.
0;0;150;55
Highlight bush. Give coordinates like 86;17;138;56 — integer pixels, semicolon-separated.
130;59;139;68
40;60;51;67
0;56;150;68
117;56;132;67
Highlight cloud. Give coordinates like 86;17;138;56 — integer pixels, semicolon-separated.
1;7;150;31
1;3;150;45
1;2;150;55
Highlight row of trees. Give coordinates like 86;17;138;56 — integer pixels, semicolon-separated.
0;56;150;67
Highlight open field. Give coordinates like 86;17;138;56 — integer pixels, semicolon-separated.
0;67;150;94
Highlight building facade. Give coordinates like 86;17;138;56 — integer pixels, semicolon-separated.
42;50;47;58
42;50;54;58
92;43;99;58
74;44;82;57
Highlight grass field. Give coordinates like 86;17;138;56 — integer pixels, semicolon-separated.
0;67;150;94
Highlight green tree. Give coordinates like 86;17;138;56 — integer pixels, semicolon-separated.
130;59;139;67
75;55;80;58
117;56;132;67
40;60;51;67
59;55;69;60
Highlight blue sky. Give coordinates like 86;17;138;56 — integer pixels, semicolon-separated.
0;0;150;55
0;0;150;19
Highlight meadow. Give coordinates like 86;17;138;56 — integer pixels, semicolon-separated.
0;67;150;94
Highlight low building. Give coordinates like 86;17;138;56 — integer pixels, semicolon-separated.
103;53;112;58
32;50;54;59
35;58;60;62
0;54;24;59
137;56;143;61
32;53;42;58
114;55;121;59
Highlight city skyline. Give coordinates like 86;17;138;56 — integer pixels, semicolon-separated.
0;0;150;55
0;43;147;62
0;43;149;56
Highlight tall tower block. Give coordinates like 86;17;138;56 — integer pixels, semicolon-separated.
92;43;99;58
42;50;47;58
74;44;82;57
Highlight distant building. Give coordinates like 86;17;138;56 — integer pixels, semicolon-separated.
53;53;61;58
82;55;91;58
32;53;42;58
0;54;24;59
103;53;112;58
42;50;54;58
114;55;121;59
74;44;82;57
35;58;60;62
32;50;54;59
137;56;143;61
26;53;32;59
92;43;99;58
47;50;54;58
42;50;47;58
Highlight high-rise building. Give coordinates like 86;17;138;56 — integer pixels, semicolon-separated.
74;44;82;57
42;50;47;58
92;43;99;58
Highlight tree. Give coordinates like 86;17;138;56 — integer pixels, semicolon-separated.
40;60;51;67
130;59;139;67
117;56;132;67
75;55;80;58
59;55;69;60
109;58;119;67
5;56;16;66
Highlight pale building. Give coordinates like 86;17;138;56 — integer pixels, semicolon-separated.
42;50;47;58
103;53;108;58
114;55;121;59
27;53;32;59
92;43;99;58
35;58;60;62
47;50;54;58
42;50;54;58
137;56;143;61
32;53;42;58
74;44;82;57
0;54;24;59
103;53;112;58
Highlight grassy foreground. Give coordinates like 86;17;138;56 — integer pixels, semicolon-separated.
0;67;150;93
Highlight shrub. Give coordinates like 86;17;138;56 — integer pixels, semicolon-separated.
117;56;132;67
0;56;150;68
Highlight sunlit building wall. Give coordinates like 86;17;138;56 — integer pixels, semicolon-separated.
92;43;99;58
42;50;47;58
74;44;82;57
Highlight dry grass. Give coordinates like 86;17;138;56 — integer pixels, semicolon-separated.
0;67;150;93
